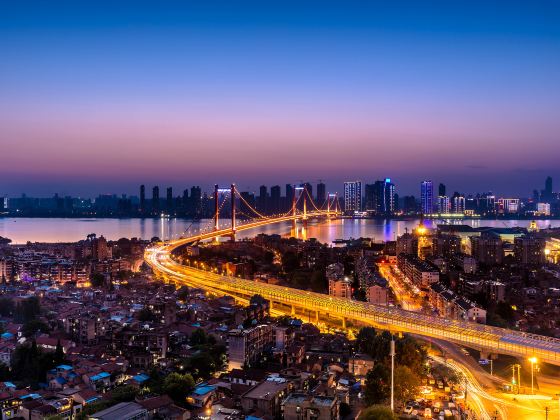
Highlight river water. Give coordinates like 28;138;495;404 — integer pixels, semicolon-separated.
1;217;560;244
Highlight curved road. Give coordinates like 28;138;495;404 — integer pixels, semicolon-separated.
145;214;560;366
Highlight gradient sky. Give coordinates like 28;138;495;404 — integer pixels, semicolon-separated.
1;1;559;197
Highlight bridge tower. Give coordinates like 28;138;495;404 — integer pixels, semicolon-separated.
303;184;308;229
292;185;297;229
214;184;220;231
231;183;236;240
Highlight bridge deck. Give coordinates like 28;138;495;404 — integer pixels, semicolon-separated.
145;212;560;366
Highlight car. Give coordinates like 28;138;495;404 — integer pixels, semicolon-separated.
404;406;413;414
424;408;432;418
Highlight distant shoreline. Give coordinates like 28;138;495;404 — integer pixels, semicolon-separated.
1;214;559;221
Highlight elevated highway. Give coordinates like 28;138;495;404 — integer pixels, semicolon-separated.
145;212;560;366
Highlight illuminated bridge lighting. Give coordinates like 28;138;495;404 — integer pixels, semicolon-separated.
145;206;560;366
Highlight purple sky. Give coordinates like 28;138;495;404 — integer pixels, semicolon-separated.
1;1;559;197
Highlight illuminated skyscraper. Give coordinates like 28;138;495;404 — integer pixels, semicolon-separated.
344;181;362;213
420;181;433;215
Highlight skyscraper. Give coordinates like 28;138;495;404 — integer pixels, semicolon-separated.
453;194;466;214
420;181;433;215
366;179;395;215
152;186;160;214
316;182;326;207
438;183;446;197
437;195;450;214
270;185;281;214
139;185;145;213
190;186;202;215
343;181;362;214
543;176;553;202
166;187;173;213
258;185;268;212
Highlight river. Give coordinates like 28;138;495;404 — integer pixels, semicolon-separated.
1;217;560;244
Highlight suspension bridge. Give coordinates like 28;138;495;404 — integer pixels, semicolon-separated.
145;184;560;366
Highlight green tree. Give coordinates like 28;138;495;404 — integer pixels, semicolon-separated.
394;366;420;403
358;405;397;420
395;336;426;374
110;385;139;402
162;372;195;404
364;363;390;405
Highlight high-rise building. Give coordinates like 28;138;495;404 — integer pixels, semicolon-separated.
497;198;520;214
258;185;268;212
152;186;160;214
453;195;466;214
543;176;553;202
303;182;313;200
270;185;281;214
286;184;294;209
367;179;395;215
420;181;433;215
190;186;202;215
343;181;362;213
437;195;450;214
139;185;145;213
316;182;326;207
166;187;173;213
438;183;446;197
514;235;546;265
403;196;417;214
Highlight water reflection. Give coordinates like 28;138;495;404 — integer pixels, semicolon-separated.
0;217;559;244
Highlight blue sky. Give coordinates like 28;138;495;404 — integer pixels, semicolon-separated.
0;1;559;197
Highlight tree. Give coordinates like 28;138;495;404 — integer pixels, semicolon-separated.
358;405;397;420
22;319;49;337
394;366;420;403
177;287;190;301
282;251;299;272
189;328;208;346
54;340;65;365
364;363;390;405
110;385;139;402
356;327;377;354
339;402;352;418
137;307;156;322
0;297;14;317
14;296;41;323
90;273;105;287
162;372;195;404
395;336;426;374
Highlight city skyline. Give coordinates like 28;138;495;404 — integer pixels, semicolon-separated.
1;1;560;196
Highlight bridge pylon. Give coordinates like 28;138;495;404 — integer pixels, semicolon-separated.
214;184;219;232
291;186;297;229
231;183;236;240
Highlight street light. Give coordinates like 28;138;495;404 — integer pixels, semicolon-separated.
529;357;538;395
390;335;396;412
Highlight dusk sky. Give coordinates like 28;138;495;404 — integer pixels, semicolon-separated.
1;1;559;197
